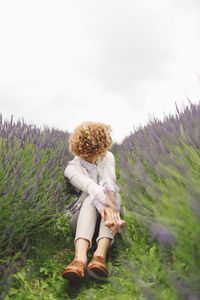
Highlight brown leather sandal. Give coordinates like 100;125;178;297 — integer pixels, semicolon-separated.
87;255;108;278
62;259;86;284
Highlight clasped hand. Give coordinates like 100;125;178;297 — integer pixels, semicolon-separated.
101;193;126;234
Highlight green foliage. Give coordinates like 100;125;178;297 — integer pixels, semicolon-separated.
0;134;71;258
1;103;200;299
2;209;180;300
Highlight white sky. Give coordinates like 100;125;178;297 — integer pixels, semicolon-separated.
0;0;200;144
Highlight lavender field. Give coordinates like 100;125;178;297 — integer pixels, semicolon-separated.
0;117;73;298
0;101;200;300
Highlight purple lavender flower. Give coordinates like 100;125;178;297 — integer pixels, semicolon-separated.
150;223;175;246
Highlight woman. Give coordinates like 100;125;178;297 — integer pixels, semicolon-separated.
62;121;126;284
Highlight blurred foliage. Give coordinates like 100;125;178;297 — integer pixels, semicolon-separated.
1;101;200;299
113;100;200;300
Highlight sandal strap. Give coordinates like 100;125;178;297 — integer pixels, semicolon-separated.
91;256;105;264
69;259;86;269
88;255;108;276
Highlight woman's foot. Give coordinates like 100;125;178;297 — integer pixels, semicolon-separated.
87;255;108;278
62;258;86;284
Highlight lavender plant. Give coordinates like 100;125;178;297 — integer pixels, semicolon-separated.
1;100;200;300
113;100;200;299
0;114;73;295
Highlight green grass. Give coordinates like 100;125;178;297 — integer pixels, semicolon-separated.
1;145;199;299
3;207;179;300
1;108;200;299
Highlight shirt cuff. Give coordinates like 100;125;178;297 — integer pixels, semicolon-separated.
102;180;120;194
92;192;107;214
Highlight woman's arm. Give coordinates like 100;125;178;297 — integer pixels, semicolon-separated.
100;152;126;233
99;151;120;207
101;192;126;233
104;190;118;210
64;160;106;213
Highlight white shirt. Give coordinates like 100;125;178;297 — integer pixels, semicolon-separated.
64;151;119;214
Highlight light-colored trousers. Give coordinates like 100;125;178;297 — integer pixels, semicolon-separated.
69;192;123;249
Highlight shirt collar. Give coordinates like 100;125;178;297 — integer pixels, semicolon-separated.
78;156;99;172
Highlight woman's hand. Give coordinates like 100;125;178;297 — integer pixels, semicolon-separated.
101;192;126;234
101;206;126;234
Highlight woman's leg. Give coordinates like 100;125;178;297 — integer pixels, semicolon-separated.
69;195;99;264
74;195;98;251
62;195;99;281
87;235;112;278
69;212;90;263
87;193;124;278
74;238;89;264
93;237;111;259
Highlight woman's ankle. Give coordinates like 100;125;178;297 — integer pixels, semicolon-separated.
75;255;87;264
93;252;106;260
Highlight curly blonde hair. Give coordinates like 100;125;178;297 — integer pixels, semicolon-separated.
69;121;113;160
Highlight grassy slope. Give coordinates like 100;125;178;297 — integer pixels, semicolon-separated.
4;210;178;300
3;161;179;300
1;106;200;300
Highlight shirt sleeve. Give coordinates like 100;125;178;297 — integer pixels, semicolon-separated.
99;151;120;194
64;159;106;213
